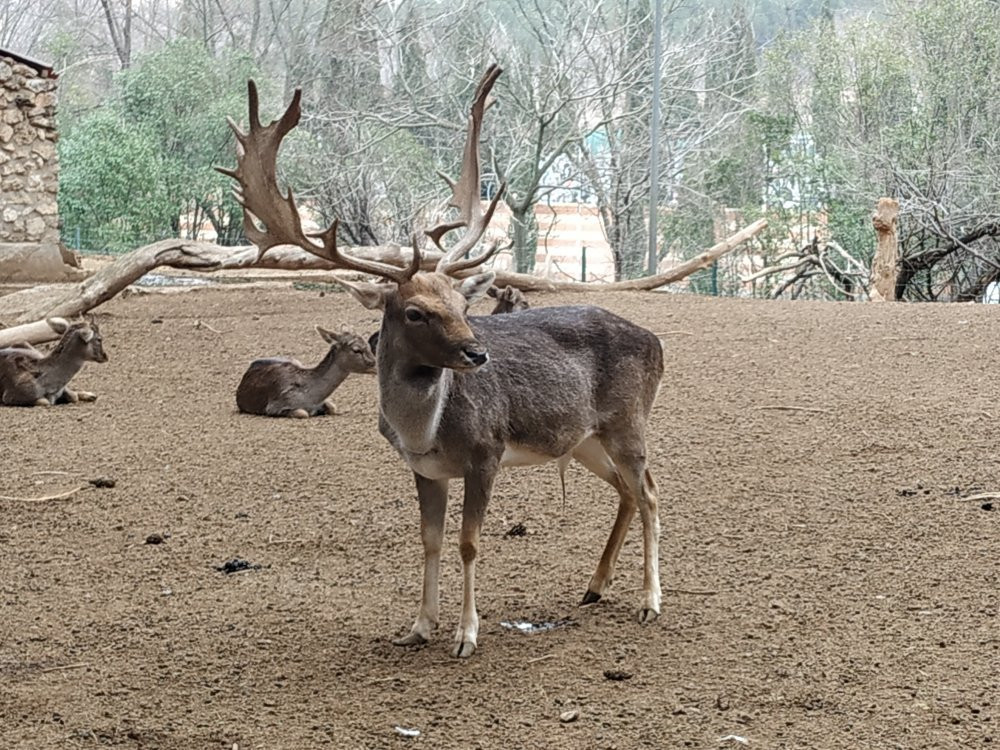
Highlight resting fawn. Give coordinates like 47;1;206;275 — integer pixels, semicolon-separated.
0;318;108;407
236;326;375;418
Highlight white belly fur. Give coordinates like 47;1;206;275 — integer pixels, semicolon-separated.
405;442;571;480
500;443;559;467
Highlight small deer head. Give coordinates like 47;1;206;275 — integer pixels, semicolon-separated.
486;285;529;314
49;318;109;363
344;271;495;371
316;325;376;374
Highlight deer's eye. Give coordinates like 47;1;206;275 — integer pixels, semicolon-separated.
404;308;426;323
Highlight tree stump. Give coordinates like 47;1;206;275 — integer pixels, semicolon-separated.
870;198;900;301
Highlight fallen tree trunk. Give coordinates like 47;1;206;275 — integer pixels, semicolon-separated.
0;218;766;342
0;239;443;324
0;317;70;348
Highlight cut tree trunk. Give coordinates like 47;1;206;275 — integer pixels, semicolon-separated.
0;218;767;344
870;198;900;302
0;317;70;348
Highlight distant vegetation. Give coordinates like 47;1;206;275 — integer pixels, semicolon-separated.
6;0;997;300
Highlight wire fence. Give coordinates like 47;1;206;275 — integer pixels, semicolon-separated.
60;227;245;256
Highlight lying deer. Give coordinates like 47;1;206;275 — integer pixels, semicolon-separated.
220;65;663;657
367;284;529;353
487;285;529;314
0;318;108;406
236;326;375;418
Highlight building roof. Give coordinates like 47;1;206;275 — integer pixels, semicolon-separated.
0;47;56;77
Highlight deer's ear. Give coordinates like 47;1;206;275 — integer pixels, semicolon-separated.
486;286;499;299
46;317;70;334
337;279;387;310
459;272;496;302
79;326;95;343
315;325;336;343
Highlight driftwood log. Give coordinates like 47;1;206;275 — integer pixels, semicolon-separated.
0;218;767;345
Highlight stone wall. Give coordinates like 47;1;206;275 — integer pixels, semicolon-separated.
0;53;82;282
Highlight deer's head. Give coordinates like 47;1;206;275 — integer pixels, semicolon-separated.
218;66;506;373
487;285;530;314
316;325;376;374
49;318;109;363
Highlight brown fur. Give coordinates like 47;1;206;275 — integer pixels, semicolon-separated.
352;269;664;658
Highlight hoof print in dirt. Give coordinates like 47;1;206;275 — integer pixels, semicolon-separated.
504;522;527;538
89;477;116;489
603;670;633;681
215;558;265;574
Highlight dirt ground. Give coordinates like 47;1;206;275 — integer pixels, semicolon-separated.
1;282;997;749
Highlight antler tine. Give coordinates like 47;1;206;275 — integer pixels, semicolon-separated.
429;64;506;275
217;80;417;284
441;238;506;276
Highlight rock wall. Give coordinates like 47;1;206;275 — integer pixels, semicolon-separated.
0;54;81;282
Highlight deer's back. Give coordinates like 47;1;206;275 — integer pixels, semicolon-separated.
235;357;307;415
441;305;663;453
0;347;44;403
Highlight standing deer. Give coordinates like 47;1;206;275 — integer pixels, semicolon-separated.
0;318;108;406
219;65;664;657
236;326;375;418
486;285;529;314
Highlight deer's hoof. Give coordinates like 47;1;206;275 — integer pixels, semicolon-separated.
580;590;602;605
637;607;660;625
451;640;477;659
77;391;98;402
393;631;428;647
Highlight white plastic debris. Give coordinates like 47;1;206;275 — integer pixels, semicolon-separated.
394;726;420;738
718;735;749;745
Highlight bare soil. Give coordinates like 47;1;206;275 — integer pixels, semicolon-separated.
1;284;997;749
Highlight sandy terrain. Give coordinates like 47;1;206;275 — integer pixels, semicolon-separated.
1;283;997;748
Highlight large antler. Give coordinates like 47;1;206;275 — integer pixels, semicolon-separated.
216;81;420;284
427;64;508;276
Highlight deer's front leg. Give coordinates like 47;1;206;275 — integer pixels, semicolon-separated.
394;473;448;647
453;463;497;659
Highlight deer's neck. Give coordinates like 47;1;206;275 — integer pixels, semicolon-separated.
378;357;452;456
37;346;86;392
305;348;349;402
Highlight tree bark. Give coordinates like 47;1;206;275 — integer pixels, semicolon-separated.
870;198;900;302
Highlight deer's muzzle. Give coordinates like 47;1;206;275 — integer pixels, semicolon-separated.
460;342;489;369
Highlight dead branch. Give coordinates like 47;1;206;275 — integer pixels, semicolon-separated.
0;485;87;502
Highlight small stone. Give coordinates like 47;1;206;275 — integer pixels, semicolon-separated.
603;670;633;681
145;533;165;545
559;710;579;723
88;477;116;489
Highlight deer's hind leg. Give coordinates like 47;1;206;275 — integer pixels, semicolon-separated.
600;432;661;624
395;474;448;647
571;436;636;605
